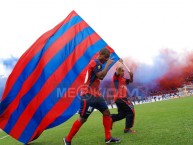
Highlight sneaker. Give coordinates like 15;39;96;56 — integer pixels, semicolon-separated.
105;137;121;144
63;138;71;145
124;129;136;134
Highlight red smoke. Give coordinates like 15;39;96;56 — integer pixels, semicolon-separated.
156;49;193;89
102;49;193;93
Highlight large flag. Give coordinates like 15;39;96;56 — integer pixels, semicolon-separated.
0;10;120;143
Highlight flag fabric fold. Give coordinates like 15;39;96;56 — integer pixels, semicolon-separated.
0;10;120;143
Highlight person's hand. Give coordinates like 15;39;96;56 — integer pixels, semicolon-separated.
106;58;114;66
129;71;133;77
119;58;123;64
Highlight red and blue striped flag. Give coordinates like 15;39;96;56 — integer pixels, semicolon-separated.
0;10;119;143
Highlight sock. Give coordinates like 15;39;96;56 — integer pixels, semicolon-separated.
103;116;112;140
66;120;83;142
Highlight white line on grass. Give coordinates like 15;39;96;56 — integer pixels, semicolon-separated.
0;135;8;140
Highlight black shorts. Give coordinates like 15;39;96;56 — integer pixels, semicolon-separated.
79;94;108;119
115;98;134;114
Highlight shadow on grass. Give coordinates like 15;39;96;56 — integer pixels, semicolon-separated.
26;141;46;145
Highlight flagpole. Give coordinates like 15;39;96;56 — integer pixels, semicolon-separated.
123;62;131;73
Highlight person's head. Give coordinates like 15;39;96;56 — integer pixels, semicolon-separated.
98;48;110;64
116;66;124;77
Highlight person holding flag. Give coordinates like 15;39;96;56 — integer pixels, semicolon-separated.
0;10;121;144
111;60;136;134
64;48;121;145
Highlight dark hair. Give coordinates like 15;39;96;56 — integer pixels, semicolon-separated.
99;48;110;55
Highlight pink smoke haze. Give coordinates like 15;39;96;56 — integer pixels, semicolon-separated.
103;49;193;91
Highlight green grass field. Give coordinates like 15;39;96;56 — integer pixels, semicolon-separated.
1;96;193;145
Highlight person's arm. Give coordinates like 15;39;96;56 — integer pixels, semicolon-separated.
95;59;114;80
119;58;133;83
126;71;133;84
113;72;119;90
128;71;133;83
112;73;119;102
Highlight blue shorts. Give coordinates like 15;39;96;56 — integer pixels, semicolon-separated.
79;94;108;119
